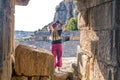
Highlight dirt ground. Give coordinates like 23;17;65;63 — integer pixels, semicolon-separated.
60;57;77;72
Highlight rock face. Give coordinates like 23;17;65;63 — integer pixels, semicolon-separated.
15;44;54;76
77;0;120;80
54;0;78;24
41;0;78;30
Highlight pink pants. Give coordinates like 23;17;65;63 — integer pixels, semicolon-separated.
50;43;62;68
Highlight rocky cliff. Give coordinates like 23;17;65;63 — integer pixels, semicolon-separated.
54;0;78;24
42;0;78;30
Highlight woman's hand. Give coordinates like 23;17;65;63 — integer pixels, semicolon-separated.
47;25;52;31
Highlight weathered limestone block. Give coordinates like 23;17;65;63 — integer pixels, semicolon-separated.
31;76;51;80
77;52;89;80
78;30;118;80
31;77;39;80
92;59;117;80
15;44;54;76
116;68;120;80
53;72;73;80
78;1;113;30
95;31;117;66
15;0;30;6
77;0;113;11
77;52;117;80
79;30;99;57
80;30;117;66
11;76;28;80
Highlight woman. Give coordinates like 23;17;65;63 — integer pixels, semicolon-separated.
48;21;65;71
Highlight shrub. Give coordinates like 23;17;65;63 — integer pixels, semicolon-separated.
66;17;78;31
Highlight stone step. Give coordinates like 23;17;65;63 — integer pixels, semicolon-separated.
53;71;73;80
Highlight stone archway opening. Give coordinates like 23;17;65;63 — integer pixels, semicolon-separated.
0;0;30;80
0;0;79;80
14;0;80;79
14;0;80;58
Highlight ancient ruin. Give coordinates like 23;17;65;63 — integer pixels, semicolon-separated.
0;0;120;80
0;0;29;80
77;0;120;80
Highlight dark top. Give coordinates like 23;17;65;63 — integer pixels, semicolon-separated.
50;30;62;44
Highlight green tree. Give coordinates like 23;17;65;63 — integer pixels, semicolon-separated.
74;0;77;4
66;17;78;31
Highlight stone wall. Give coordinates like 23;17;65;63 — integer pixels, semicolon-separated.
0;0;15;80
20;40;80;57
77;0;120;80
15;0;30;6
34;30;80;41
0;0;29;79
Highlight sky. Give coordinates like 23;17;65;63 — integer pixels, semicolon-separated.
15;0;63;31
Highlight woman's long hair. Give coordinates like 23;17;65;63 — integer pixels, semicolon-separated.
49;28;61;41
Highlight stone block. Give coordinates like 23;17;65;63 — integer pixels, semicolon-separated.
78;1;113;30
91;59;117;80
116;68;120;80
15;44;54;76
31;77;39;80
79;30;99;57
11;76;28;80
78;29;118;80
31;76;51;80
80;30;117;66
77;52;89;80
53;72;73;80
95;30;117;66
15;0;30;6
77;0;113;11
77;0;120;80
77;52;117;80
